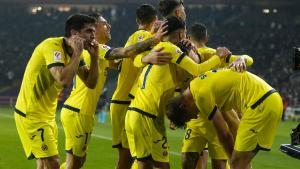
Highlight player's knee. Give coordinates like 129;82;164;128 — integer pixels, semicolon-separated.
72;155;84;169
42;156;60;169
182;152;198;169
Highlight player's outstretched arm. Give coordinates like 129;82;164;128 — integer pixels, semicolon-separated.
174;47;230;76
211;109;235;157
105;22;168;60
49;36;84;87
77;39;100;89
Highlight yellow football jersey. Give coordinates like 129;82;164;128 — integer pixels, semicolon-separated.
190;69;274;119
111;30;152;102
15;37;85;121
129;41;222;117
63;44;111;116
188;46;254;124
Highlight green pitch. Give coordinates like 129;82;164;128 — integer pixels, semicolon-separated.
0;106;299;168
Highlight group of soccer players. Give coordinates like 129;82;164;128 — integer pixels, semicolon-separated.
14;0;283;169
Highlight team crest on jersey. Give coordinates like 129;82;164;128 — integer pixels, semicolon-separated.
41;144;48;151
102;45;111;50
176;48;182;54
137;35;145;42
53;51;62;62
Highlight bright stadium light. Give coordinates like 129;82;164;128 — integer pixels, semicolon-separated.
262;9;270;14
273;9;278;13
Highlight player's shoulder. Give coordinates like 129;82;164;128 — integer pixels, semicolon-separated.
156;41;179;50
129;30;152;42
198;46;216;54
38;37;63;49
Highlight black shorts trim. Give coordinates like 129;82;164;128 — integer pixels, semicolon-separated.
47;62;65;69
134;155;153;162
208;106;218;120
128;93;135;99
176;53;186;64
14;107;26;117
255;144;271;152
128;107;156;119
104;49;113;59
110;100;131;105
66;149;73;154
251;89;277;109
63;104;80;113
112;143;123;149
27;153;35;160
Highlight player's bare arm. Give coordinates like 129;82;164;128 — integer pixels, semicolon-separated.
222;109;240;139
105;22;168;60
77;39;100;89
49;35;84;87
211;109;235;157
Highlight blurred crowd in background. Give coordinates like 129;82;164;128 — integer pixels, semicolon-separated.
0;3;299;108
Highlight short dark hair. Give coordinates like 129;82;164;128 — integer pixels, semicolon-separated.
136;4;157;25
88;13;103;21
65;14;96;37
190;23;207;42
166;95;190;128
159;0;183;18
165;16;185;35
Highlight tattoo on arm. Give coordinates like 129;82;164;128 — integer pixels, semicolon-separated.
107;37;158;60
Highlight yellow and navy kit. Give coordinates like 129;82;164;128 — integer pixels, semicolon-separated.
110;30;152;148
190;69;274;118
63;44;111;116
129;41;222;118
15;37;85;121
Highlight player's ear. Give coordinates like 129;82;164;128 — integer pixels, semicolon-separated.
70;29;79;36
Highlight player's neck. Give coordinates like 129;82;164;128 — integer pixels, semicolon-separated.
194;41;205;48
63;37;73;56
138;25;151;32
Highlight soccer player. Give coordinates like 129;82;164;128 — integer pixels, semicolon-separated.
14;14;100;169
166;69;283;169
181;23;251;169
125;16;230;169
60;11;171;169
110;4;167;169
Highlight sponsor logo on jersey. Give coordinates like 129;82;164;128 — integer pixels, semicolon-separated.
53;51;62;62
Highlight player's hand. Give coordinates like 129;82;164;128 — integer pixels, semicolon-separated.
142;47;172;65
68;35;84;58
216;47;231;58
151;20;163;34
229;56;247;72
86;39;99;60
153;21;168;42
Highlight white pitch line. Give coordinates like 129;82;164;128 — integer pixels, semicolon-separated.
0;113;181;156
